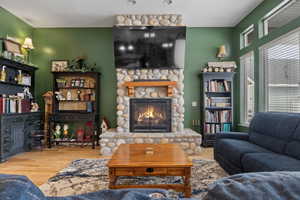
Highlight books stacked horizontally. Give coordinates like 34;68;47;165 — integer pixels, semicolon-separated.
0;94;31;114
206;97;231;107
205;80;231;92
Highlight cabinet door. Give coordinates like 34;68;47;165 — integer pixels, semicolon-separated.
1;116;25;159
24;113;42;150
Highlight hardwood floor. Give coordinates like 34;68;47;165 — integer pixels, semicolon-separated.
0;146;213;186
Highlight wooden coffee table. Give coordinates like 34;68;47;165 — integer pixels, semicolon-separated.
107;144;192;197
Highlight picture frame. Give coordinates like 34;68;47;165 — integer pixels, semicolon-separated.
51;60;69;72
3;39;22;54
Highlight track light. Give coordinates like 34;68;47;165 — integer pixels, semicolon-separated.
128;0;136;5
127;0;173;5
163;0;173;5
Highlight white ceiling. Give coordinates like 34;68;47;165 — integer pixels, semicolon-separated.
0;0;264;28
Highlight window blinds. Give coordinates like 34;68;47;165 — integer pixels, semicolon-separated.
261;29;300;112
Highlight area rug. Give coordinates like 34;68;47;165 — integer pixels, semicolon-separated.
39;159;227;199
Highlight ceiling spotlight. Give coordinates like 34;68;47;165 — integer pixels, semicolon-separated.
128;0;137;5
163;0;173;5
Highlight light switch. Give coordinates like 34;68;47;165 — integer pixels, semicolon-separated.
192;101;197;107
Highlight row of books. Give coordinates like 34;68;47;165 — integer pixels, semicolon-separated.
205;97;231;107
205;80;231;92
205;123;232;134
206;110;232;123
0;95;31;114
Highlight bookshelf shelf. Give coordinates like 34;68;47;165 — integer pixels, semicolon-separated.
200;72;235;147
0;81;31;87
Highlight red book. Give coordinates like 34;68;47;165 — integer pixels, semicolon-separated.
21;99;31;113
0;97;3;114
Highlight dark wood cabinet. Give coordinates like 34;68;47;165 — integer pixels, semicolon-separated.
0;112;41;162
0;58;41;162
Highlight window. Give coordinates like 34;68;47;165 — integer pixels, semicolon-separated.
240;51;255;124
241;25;255;49
261;0;300;36
261;28;300;112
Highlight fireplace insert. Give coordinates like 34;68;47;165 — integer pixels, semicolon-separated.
130;99;172;132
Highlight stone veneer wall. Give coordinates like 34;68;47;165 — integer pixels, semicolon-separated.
116;14;184;26
116;68;185;133
100;129;202;156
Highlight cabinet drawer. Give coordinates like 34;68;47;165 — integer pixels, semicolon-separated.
115;168;134;176
167;168;185;176
134;168;167;176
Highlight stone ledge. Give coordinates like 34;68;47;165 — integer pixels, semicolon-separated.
100;128;202;156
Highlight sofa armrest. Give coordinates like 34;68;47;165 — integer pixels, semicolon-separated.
216;132;249;141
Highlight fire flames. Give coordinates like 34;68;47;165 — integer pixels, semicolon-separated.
137;106;164;123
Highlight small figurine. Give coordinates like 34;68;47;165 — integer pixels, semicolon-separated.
67;90;72;100
63;124;69;137
55;91;65;101
208;67;213;72
54;124;61;139
219;68;224;72
101;119;108;133
31;102;39;112
203;67;208;72
214;67;219;72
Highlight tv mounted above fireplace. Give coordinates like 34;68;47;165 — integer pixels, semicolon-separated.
113;26;186;69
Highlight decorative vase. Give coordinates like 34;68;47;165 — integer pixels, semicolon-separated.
76;128;85;142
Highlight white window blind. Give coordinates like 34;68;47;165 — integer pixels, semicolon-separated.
261;28;300;112
240;52;255;124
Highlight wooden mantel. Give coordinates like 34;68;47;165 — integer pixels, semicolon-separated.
124;81;177;97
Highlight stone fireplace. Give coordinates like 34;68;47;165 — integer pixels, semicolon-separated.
99;14;201;156
130;98;172;133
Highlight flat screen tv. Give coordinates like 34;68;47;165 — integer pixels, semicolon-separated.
113;26;186;69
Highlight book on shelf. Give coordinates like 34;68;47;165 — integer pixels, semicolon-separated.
205;123;232;134
205;110;232;123
205;80;231;92
0;95;31;114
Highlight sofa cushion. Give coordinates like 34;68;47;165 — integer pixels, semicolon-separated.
242;153;300;172
249;112;300;154
0;174;46;200
285;124;300;160
215;139;269;168
202;172;300;200
47;189;168;200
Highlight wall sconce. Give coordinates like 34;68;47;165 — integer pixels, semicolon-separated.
217;45;227;60
22;37;34;64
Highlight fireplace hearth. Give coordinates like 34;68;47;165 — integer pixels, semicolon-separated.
130;99;171;133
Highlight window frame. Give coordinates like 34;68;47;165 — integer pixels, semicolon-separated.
240;25;255;49
240;51;255;126
260;0;297;37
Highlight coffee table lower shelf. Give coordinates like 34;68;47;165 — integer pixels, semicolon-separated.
108;167;191;198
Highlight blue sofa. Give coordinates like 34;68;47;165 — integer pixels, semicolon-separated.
215;112;300;175
2;172;300;200
0;174;175;200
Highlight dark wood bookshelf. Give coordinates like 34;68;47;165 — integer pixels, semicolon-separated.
49;71;101;149
0;57;41;162
200;72;235;147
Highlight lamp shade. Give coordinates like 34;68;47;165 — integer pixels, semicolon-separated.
23;37;34;50
217;45;227;58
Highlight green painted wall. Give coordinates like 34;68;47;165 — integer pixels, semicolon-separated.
233;0;300;131
32;27;234;128
32;28;116;126
185;27;234;128
0;7;33;43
